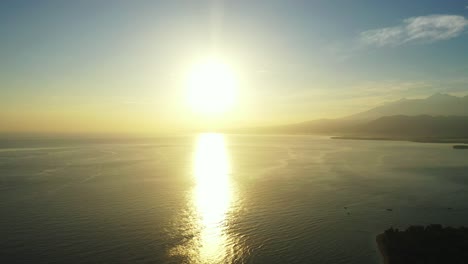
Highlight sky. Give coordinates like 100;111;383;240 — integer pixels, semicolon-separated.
1;0;468;134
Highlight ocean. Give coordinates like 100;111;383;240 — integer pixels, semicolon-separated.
1;134;468;263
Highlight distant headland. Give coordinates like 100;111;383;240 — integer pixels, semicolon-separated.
453;145;468;149
228;94;468;144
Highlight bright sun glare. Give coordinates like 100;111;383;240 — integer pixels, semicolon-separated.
186;58;237;115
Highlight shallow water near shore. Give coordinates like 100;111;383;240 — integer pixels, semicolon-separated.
1;134;468;264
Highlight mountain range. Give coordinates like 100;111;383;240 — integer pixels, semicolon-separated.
346;93;468;120
233;93;468;140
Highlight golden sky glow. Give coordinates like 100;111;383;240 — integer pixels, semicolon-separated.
1;2;468;134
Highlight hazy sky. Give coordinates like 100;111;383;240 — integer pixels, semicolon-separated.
2;0;468;134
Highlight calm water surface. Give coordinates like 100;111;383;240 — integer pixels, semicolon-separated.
1;134;468;264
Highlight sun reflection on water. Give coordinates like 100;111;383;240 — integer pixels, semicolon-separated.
191;133;235;263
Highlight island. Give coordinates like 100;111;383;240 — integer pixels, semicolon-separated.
453;145;468;149
331;136;468;144
376;225;468;264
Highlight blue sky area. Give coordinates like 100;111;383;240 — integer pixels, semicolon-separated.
1;0;468;132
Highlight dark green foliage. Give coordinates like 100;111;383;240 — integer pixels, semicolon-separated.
381;225;468;264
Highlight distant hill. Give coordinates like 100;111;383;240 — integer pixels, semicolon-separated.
349;115;468;138
346;93;468;120
235;115;468;139
231;93;468;139
232;118;362;134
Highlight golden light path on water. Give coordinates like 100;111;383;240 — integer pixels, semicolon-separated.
191;133;237;263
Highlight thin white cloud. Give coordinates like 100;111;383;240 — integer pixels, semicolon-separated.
360;14;468;47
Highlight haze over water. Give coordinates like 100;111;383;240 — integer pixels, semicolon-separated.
2;134;468;264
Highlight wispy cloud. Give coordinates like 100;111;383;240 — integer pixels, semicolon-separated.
360;15;468;47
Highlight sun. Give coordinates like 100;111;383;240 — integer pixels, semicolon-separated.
186;57;237;115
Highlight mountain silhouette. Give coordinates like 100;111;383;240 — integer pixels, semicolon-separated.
346;93;468;120
232;93;468;140
351;115;468;138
